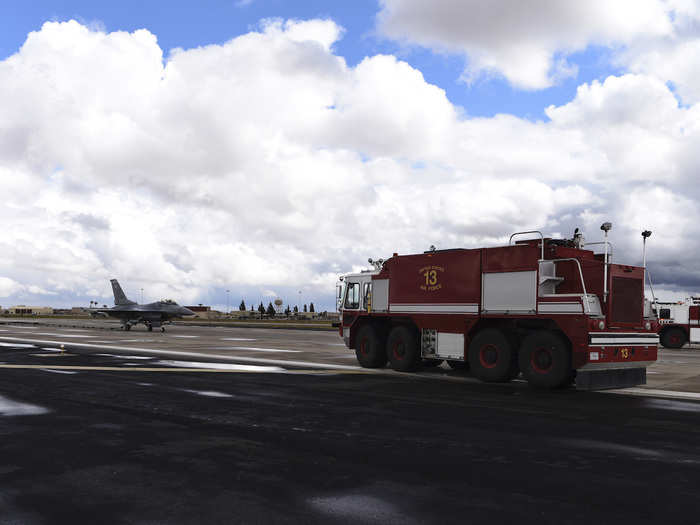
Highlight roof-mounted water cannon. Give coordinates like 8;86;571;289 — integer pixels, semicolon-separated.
368;258;385;271
600;222;612;302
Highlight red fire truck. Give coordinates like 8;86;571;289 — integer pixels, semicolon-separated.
337;227;659;390
654;297;700;348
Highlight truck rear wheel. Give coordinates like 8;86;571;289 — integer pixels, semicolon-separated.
354;325;387;368
387;325;421;372
467;328;516;382
519;330;571;389
661;327;687;349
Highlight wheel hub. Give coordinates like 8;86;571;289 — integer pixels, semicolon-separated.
479;344;499;368
532;347;553;373
393;341;406;360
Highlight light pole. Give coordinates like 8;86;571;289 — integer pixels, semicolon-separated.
140;288;144;304
642;230;655;303
298;290;302;314
226;289;230;315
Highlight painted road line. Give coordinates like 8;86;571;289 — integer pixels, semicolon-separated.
0;364;284;373
0;363;372;375
170;335;200;338
156;360;284;371
606;388;700;401
33;333;94;338
231;346;301;353
220;338;256;341
0;336;364;371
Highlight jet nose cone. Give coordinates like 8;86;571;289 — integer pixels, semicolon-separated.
183;308;196;316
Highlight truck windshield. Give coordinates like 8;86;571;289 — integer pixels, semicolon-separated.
344;282;360;309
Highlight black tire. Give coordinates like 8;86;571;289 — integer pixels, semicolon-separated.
519;330;571;389
387;325;421;372
354;324;387;368
147;324;153;332
124;324;131;331
467;328;517;382
447;360;469;371
422;358;443;368
661;327;687;349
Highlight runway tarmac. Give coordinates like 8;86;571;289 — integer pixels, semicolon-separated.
1;319;700;523
2;318;700;396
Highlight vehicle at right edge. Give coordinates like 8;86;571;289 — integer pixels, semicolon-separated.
654;297;700;348
337;224;659;390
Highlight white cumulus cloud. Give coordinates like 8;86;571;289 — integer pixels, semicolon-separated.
377;0;673;89
1;18;700;309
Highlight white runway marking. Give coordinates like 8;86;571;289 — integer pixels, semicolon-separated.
86;341;115;344
156;360;285;372
95;353;153;360
220;338;256;341
34;333;93;338
0;394;49;416
0;336;365;370
170;335;199;338
0;342;35;348
181;389;233;398
234;346;301;353
40;368;78;375
608;388;700;402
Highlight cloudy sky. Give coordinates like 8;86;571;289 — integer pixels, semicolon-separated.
1;0;700;311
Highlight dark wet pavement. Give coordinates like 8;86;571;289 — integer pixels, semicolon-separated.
0;343;699;524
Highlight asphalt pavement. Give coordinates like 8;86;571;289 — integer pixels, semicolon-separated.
1;337;700;524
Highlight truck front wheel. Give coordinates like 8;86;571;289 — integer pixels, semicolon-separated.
354;325;387;368
519;330;571;389
467;328;517;382
661;327;687;349
387;325;421;372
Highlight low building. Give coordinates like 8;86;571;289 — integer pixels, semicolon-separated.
10;305;54;315
184;305;217;319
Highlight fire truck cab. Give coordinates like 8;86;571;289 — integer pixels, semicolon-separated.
337;228;659;390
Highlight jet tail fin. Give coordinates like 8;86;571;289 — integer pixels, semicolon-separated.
111;279;137;306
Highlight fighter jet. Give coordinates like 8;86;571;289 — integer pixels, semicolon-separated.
96;279;196;332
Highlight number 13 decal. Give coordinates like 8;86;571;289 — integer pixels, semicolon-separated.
424;270;438;286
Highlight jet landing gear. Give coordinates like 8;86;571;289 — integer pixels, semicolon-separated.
121;323;132;331
146;322;166;333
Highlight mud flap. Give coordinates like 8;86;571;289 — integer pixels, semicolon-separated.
576;368;647;390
